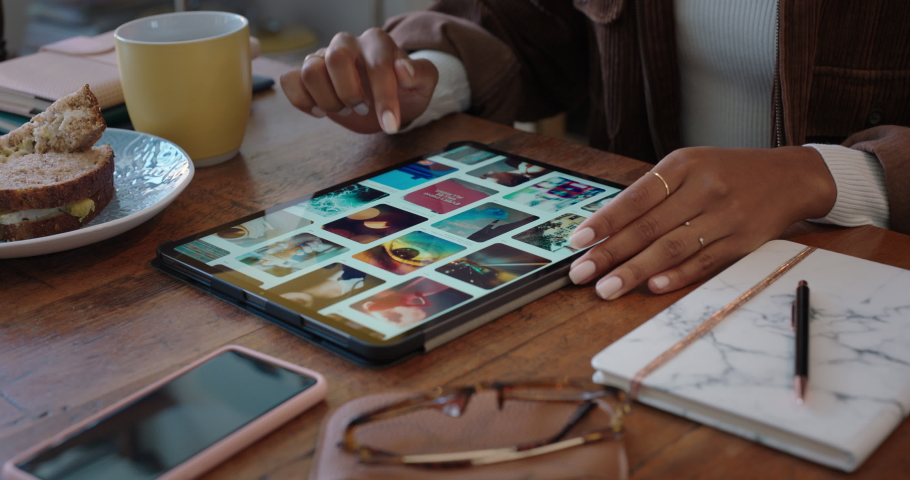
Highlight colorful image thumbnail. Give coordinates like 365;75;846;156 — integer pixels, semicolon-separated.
504;177;605;212
214;211;313;248
269;263;384;311
237;233;347;277
437;243;550;290
513;213;586;254
351;277;472;329
353;231;465;275
175;239;229;263
404;178;497;214
581;189;622;213
322;204;427;244
467;159;552;187
438;145;498;165
431;203;539;242
371;159;457;190
296;183;388;217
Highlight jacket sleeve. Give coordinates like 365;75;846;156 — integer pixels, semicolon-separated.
384;0;589;125
842;125;910;235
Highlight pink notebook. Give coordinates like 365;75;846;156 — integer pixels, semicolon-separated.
0;32;122;114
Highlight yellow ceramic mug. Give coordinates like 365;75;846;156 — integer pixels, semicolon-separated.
115;11;251;167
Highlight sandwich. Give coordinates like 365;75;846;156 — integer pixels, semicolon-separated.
0;85;114;241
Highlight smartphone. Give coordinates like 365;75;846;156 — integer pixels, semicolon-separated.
2;345;327;480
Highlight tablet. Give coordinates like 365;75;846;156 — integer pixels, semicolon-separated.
155;141;625;366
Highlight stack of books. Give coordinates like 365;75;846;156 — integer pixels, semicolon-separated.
0;31;129;133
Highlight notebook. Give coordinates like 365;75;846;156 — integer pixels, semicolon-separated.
591;239;910;472
0;32;123;115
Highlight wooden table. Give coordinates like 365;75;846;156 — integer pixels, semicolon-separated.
2;58;909;479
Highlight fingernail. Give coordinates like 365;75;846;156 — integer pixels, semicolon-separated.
570;228;595;249
596;276;623;300
338;107;352;116
354;102;369;116
652;275;670;290
311;106;326;118
569;261;595;284
397;58;415;78
381;110;398;134
571;257;583;269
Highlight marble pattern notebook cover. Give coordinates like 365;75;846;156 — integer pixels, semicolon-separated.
591;240;910;471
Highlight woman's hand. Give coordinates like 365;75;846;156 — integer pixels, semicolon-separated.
280;28;439;134
567;146;838;299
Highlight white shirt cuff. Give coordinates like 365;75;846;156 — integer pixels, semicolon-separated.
805;143;890;229
398;50;471;133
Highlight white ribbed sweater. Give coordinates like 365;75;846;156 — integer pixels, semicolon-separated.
403;0;890;228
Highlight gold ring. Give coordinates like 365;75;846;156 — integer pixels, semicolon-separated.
698;237;705;248
651;171;670;198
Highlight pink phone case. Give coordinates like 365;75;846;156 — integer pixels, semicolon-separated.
2;345;327;480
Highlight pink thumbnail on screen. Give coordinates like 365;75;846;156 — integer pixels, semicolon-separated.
404;178;497;214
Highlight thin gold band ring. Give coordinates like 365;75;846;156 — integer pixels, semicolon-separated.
651;171;670;198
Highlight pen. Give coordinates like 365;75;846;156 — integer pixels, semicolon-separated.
793;280;810;404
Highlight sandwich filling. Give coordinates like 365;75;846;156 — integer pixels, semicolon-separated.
0;197;95;225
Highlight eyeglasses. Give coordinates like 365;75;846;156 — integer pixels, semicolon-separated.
340;379;630;468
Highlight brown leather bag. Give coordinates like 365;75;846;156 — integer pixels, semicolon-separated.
310;391;628;480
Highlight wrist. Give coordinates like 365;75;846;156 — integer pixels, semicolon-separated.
778;146;838;220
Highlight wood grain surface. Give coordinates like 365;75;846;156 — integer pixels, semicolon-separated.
2;58;909;479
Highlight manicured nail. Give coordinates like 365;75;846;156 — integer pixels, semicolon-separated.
570;227;595;249
338;106;352;116
571;257;583;269
569;261;595;284
311;106;326;118
353;102;369;116
397;58;415;78
596;276;623;300
652;275;670;290
381;110;398;134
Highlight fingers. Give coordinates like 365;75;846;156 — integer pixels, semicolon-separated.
280;67;323;117
359;28;405;133
569;167;681;250
280;29;413;134
325;33;369;115
589;216;733;300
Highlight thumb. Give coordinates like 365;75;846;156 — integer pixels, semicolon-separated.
394;57;438;92
393;57;439;124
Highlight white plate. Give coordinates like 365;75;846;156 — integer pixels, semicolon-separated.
0;128;194;258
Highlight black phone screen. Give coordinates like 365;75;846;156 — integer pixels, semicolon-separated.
17;350;317;480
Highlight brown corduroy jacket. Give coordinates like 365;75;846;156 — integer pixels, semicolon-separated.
386;0;910;234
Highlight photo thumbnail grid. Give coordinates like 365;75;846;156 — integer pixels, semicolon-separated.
173;146;623;339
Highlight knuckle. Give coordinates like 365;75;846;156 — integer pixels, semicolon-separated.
300;62;324;84
662;236;687;260
590;245;619;270
623;262;646;284
634;216;661;243
625;186;650;210
325;48;353;69
695;251;717;274
361;27;387;41
332;31;356;44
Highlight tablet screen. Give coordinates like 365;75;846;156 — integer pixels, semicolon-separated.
164;143;623;345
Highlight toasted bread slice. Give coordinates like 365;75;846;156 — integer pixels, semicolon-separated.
0;144;114;211
0;85;106;158
0;85;115;242
0;177;114;241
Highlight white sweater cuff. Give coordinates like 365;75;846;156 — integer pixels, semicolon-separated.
805;144;890;229
399;50;471;133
